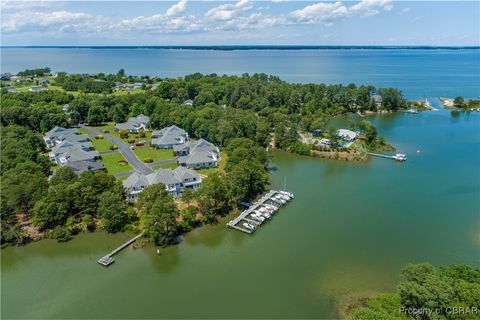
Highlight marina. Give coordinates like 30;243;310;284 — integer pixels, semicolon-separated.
97;232;144;266
227;190;294;234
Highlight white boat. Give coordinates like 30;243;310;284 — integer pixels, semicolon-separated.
280;191;294;198
252;214;265;222
406;109;418;114
393;153;407;161
261;212;271;219
243;223;255;231
251;215;263;223
265;204;278;210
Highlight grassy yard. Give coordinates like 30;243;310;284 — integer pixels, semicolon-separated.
77;127;114;151
151;162;178;170
195;151;228;176
101;153;133;175
133;146;175;162
90;138;114;152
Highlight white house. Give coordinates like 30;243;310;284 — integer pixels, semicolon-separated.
337;129;359;142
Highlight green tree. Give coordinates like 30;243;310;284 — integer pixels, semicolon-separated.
97;190;127;232
50;166;78;186
87;105;106;126
32;198;69;230
141;191;178;246
453;96;465;108
197;173;231;221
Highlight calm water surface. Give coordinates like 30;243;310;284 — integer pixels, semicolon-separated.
2;48;480;99
2;110;479;319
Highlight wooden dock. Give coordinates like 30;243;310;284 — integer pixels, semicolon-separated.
367;152;407;161
97;232;144;267
227;190;292;234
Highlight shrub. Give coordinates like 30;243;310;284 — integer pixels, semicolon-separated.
143;157;153;163
118;160;128;166
95;134;104;139
49;227;73;242
109;144;118;150
127;139;135;144
81;214;95;232
119;129;129;139
102;129;110;133
139;130;146;138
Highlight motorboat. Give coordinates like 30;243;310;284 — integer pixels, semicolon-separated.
243;223;255;231
393;153;407;161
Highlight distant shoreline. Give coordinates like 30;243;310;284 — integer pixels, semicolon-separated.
1;45;480;51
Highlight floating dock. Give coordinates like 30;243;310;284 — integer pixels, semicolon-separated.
226;190;293;234
97;232;144;267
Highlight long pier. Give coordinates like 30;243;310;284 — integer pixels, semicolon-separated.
97;231;144;267
227;190;292;234
367;152;406;161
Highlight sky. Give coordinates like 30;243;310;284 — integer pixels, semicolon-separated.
1;0;479;46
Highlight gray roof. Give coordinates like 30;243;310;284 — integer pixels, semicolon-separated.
177;138;220;166
60;147;99;162
67;160;104;173
123;171;150;190
51;140;92;156
45;127;78;140
151;125;187;146
115;114;150;131
123;167;200;189
57;133;89;144
179;150;219;166
30;86;47;92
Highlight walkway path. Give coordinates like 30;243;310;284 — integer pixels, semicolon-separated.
80;124;153;175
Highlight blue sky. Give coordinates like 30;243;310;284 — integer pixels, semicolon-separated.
1;1;479;46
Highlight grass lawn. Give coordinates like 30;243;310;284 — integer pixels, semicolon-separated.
195;151;228;176
90;138;114;152
77;127;114;152
101;153;133;175
133;146;175;162
116;176;129;182
151;162;178;170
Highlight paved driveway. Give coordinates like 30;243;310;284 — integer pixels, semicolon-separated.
80;124;153;175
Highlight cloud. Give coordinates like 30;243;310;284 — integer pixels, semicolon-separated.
165;0;187;17
400;7;411;14
290;0;393;23
204;0;253;21
0;1;64;10
291;2;349;23
1;0;396;42
349;0;393;17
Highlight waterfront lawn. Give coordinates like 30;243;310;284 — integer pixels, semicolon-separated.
196;152;228;176
151;162;178;170
133;146;175;162
101;153;133;174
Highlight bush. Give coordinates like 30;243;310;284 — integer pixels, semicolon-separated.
289;141;311;156
95;134;104;139
118;160;128;166
49;226;73;242
102;129;110;133
139;130;146;138
143;157;153;163
119;129;129;139
109;144;118;150
127;139;135;144
81;214;95;232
